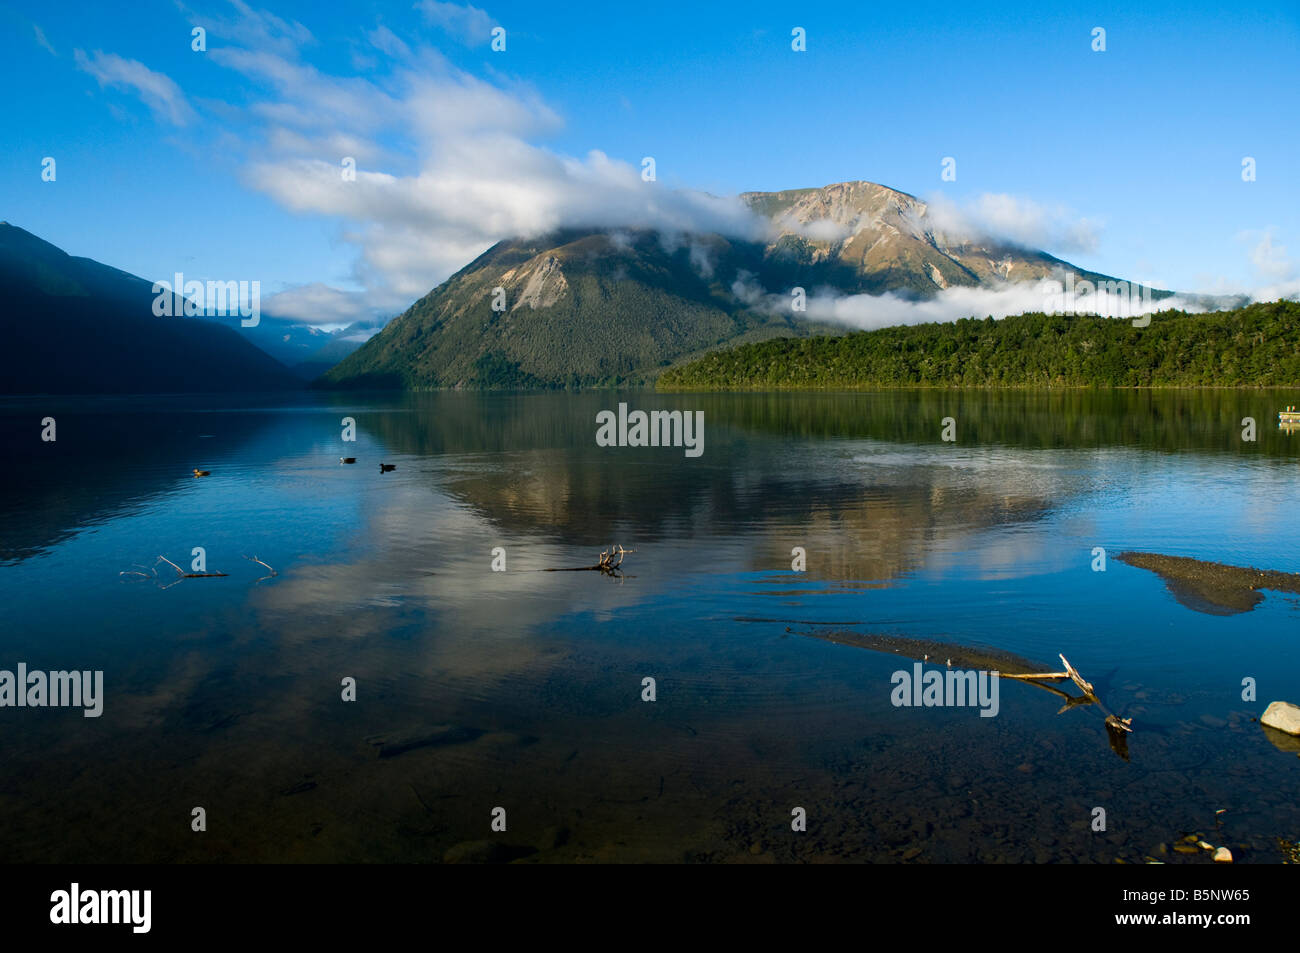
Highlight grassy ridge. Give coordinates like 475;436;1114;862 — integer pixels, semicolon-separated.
657;301;1300;390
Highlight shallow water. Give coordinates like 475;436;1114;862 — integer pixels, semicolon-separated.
0;389;1297;863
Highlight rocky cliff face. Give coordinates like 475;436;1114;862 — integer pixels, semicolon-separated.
743;181;1082;294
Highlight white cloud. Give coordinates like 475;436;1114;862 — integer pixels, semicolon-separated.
179;0;313;55
193;14;764;301
263;282;392;325
74;50;196;126
738;272;1216;332
922;193;1102;255
368;25;412;60
775;213;852;242
1191;230;1300;303
415;1;496;46
1240;229;1300;301
1242;228;1296;282
33;24;57;56
243;146;763;299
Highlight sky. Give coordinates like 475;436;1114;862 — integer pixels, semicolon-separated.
3;0;1298;327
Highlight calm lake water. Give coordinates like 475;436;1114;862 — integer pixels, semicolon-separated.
1;389;1297;863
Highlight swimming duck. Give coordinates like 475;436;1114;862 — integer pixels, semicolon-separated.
379;463;396;473
193;468;210;477
340;457;356;464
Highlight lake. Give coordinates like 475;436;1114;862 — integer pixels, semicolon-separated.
1;389;1297;863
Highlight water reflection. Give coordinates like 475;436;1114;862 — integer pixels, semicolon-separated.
0;389;1297;863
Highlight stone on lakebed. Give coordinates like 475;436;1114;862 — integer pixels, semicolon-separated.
1261;701;1300;735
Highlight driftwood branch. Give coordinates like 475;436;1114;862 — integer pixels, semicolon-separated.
118;562;157;580
120;554;236;587
997;653;1134;759
999;654;1131;732
542;544;637;578
243;554;278;582
156;555;228;578
795;629;1134;760
597;545;634;572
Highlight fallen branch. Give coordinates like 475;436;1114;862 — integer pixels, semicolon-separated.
795;629;1133;758
999;654;1132;731
243;554;278;581
597;545;634;573
120;555;227;588
999;653;1134;759
543;544;637;578
156;555;228;578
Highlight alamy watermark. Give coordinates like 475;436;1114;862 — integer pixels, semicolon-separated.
50;883;150;933
596;403;704;457
891;662;1000;717
0;663;103;717
152;272;261;327
1040;273;1158;321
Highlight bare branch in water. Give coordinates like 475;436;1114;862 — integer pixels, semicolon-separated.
153;555;228;578
797;628;1134;759
542;544;637;579
243;555;278;582
157;555;184;576
999;654;1132;732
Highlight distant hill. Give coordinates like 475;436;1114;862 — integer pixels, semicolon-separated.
197;314;380;380
0;223;300;394
657;300;1300;389
321;180;1138;390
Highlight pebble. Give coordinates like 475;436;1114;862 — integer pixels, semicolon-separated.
1213;847;1233;863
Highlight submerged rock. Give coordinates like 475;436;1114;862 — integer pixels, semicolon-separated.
1261;701;1300;736
1213;847;1233;863
369;724;484;758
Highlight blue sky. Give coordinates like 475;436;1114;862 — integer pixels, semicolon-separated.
3;0;1298;325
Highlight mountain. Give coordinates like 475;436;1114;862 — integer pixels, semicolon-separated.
0;223;299;394
321;180;1136;390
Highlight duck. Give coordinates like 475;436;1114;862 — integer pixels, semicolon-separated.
193;468;210;477
340;457;356;464
379;463;396;473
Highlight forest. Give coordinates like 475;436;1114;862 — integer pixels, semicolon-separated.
657;301;1300;390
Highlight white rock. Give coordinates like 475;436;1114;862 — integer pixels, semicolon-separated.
1213;847;1233;863
1261;701;1300;735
